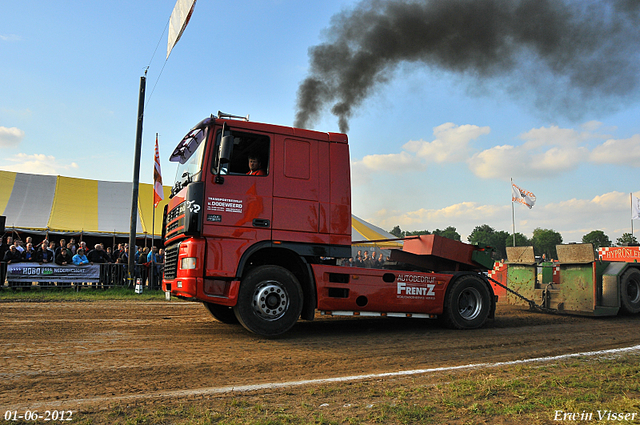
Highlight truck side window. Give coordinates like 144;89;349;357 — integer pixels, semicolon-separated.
213;130;270;176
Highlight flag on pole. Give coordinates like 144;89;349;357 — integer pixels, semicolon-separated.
153;135;164;207
167;0;197;59
632;194;640;220
512;181;536;209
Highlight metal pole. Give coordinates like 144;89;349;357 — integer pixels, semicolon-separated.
128;71;147;286
511;179;516;247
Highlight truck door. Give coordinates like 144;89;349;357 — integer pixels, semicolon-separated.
202;128;273;277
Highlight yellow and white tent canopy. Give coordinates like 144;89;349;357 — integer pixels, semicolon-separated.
0;171;170;236
351;215;403;248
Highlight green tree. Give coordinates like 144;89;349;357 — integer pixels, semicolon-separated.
505;232;531;248
405;230;431;237
432;226;461;241
616;232;639;246
389;225;404;238
468;224;507;259
581;230;612;250
531;228;563;260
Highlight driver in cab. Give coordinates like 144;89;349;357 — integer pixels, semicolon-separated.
247;155;265;176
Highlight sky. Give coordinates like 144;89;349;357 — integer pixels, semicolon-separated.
2;0;640;244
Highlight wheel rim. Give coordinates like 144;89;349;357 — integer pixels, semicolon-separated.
626;278;640;304
457;287;483;321
251;281;289;321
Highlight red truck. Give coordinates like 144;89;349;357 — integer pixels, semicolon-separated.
162;113;496;336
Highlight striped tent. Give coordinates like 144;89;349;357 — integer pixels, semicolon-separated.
0;171;170;236
0;171;402;247
351;215;403;248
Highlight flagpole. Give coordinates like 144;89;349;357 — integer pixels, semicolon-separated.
511;178;516;246
632;193;634;236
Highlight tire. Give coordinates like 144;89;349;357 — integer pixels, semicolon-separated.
441;275;492;330
234;265;303;337
620;269;640;314
203;302;239;324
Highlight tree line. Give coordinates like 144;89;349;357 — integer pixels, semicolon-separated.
389;225;639;261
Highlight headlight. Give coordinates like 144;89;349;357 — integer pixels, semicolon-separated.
181;257;197;269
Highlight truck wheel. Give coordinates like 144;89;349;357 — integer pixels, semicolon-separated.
441;275;491;330
203;302;239;324
620;269;640;314
234;265;303;337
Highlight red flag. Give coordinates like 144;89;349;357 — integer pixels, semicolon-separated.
153;135;164;207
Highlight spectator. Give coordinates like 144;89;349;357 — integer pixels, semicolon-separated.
23;243;36;262
0;236;11;260
55;243;73;266
3;245;22;264
72;248;90;266
362;250;374;268
147;246;161;289
15;239;24;253
87;244;110;264
137;247;149;285
54;239;66;258
36;240;54;264
376;252;385;268
105;247;114;263
69;238;77;254
157;248;165;264
118;246;129;263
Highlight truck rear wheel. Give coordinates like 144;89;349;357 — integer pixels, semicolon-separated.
203;302;239;324
234;265;303;337
442;275;491;330
620;269;640;314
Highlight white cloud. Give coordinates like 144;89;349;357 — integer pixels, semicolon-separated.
351;151;425;186
469;125;592;179
0;126;25;148
0;34;22;42
589;135;640;166
1;153;78;175
367;202;509;236
403;122;490;163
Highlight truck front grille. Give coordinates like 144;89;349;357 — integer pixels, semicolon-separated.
163;243;180;280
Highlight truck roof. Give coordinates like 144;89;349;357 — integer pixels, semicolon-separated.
214;117;348;144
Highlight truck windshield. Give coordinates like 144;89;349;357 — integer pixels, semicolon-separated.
170;124;209;195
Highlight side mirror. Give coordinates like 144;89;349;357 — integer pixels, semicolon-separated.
219;135;233;165
215;134;234;184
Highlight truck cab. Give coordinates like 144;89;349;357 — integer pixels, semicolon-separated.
162;113;352;331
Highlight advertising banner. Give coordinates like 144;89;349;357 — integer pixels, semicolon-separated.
6;263;100;283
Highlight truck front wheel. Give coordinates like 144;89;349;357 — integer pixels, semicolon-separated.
203;302;239;324
620;269;640;314
234;265;303;337
442;275;492;330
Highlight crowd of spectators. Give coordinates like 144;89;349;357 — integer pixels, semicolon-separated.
0;236;164;269
339;249;390;268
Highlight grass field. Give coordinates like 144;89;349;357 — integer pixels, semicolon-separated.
0;286;166;301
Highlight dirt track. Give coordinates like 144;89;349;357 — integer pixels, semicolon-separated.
2;300;640;412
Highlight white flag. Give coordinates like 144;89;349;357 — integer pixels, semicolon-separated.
167;0;197;59
632;194;640;220
512;182;536;209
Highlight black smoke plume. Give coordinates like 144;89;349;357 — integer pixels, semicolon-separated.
295;0;640;133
